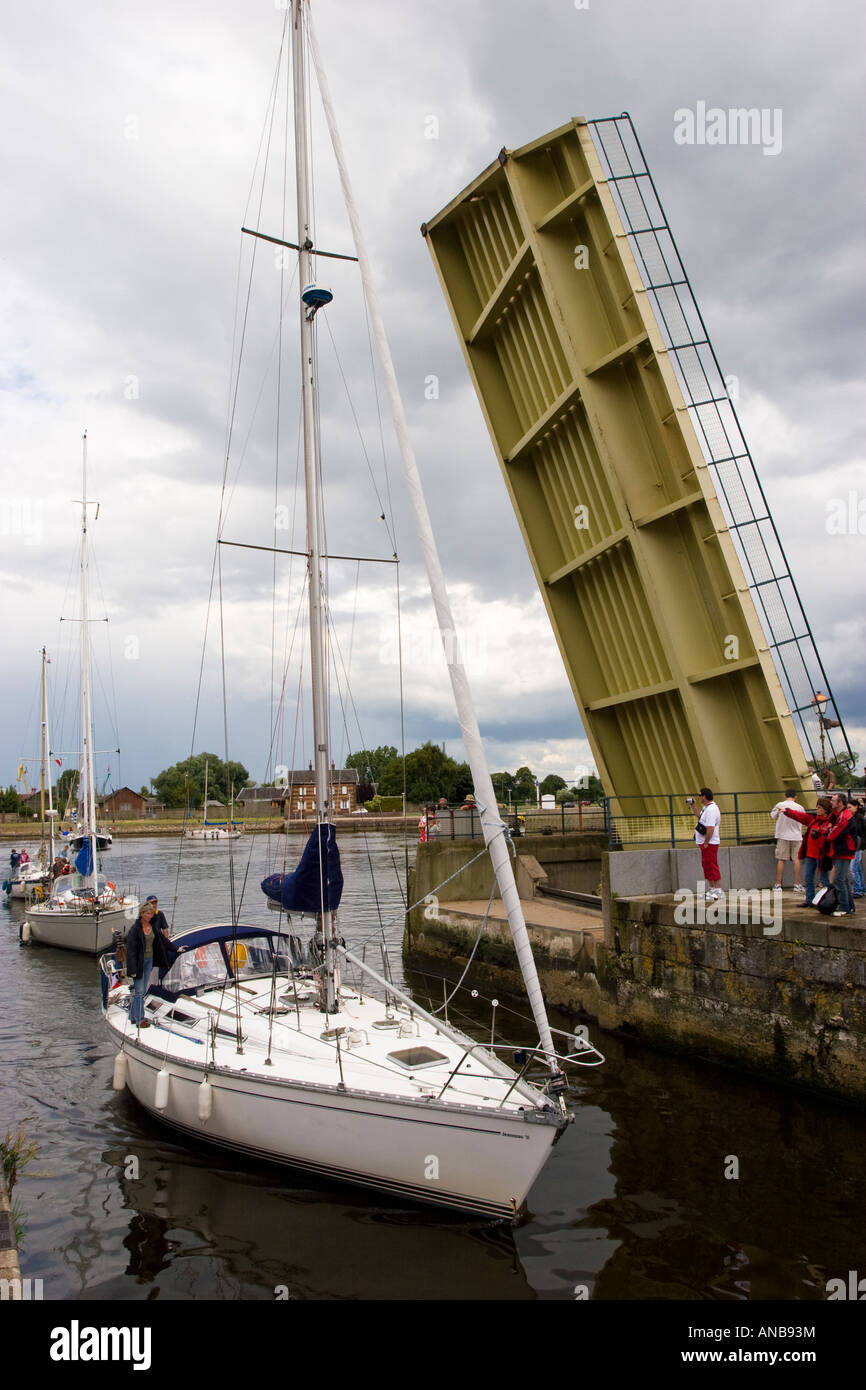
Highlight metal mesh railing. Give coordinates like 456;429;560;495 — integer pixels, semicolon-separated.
586;114;852;775
604;790;820;850
429;806;606;841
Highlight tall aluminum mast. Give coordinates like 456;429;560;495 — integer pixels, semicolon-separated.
80;432;99;888
40;646;56;863
291;0;336;1011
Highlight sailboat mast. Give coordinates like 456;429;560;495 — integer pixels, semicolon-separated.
44;650;56;864
291;0;336;1010
80;432;99;886
40;647;47;832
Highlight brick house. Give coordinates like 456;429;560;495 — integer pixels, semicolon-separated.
240;766;360;817
97;787;148;819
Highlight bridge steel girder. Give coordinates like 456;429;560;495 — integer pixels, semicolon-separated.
422;118;812;813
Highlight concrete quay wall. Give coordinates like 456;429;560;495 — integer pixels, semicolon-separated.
410;834;607;905
407;840;866;1106
405;902;601;1014
596;895;866;1104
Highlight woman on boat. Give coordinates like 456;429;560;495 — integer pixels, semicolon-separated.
126;902;176;1027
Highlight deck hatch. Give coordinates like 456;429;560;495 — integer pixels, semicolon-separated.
386;1046;449;1070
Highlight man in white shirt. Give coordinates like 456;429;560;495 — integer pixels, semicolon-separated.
770;789;804;893
693;787;722;901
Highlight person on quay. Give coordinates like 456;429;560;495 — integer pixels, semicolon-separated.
849;798;865;899
824;792;858;917
770;788;804;893
783;797;833;906
693;788;722;901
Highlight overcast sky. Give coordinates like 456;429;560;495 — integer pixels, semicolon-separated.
2;0;864;797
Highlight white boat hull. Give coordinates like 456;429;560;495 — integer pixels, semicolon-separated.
184;829;242;840
25;901;133;953
7;877;50;900
117;1037;560;1218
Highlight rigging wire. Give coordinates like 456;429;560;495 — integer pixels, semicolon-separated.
175;11;292;915
321;316;398;555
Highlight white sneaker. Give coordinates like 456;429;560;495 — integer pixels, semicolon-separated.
793;884;806;894
832;910;845;917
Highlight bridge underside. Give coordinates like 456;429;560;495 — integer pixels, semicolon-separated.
423;118;839;809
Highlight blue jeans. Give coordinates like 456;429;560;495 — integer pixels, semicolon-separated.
834;860;854;914
852;851;864;896
129;973;149;1023
803;858;830;906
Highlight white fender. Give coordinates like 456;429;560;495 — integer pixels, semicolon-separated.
197;1078;213;1123
21;920;31;943
112;1052;128;1091
154;1068;170;1110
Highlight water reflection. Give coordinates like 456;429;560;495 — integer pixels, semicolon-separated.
101;1131;528;1301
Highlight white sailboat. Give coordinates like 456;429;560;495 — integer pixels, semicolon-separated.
4;650;57;901
24;436;138;952
183;761;242;840
100;0;600;1217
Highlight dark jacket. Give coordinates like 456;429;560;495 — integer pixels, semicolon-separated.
126;919;177;980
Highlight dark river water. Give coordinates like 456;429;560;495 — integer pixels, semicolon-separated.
2;832;865;1302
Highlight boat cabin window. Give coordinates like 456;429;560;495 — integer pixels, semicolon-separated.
226;935;291;979
53;873;110;898
161;941;230;994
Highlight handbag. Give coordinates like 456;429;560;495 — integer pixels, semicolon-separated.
813;885;838;916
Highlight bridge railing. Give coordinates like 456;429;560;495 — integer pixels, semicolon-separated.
602;790;821;851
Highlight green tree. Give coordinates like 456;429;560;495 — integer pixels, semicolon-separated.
152;754;250;809
569;774;605;802
452;762;474;803
346;746;398;783
0;786;22;813
378;742;461;803
512;765;537;803
491;771;515;805
539;774;567;797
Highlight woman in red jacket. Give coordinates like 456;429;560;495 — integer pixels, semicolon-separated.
824;793;857;915
783;797;832;906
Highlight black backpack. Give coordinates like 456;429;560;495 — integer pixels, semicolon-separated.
814;885;838;915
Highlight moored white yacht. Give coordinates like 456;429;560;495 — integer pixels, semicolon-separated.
101;917;567;1217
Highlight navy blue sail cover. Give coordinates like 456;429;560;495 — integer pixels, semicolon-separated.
75;841;94;875
261;824;343;913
